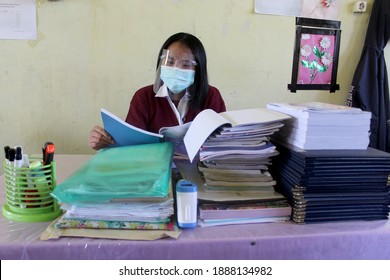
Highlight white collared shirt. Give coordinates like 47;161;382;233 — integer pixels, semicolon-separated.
155;84;189;125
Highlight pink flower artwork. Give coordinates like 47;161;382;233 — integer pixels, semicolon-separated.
297;34;335;85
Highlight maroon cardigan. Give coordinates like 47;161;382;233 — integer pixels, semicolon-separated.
125;85;226;133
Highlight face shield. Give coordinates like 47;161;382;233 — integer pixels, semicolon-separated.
153;49;197;94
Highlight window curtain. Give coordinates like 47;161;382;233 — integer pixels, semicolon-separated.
347;0;390;152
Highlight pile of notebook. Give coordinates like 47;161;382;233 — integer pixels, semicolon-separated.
50;142;177;232
266;102;371;150
194;108;293;226
272;143;390;224
197;200;291;227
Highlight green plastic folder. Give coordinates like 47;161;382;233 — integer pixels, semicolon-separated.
51;142;173;204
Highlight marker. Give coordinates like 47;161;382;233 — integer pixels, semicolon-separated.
14;146;23;168
43;143;55;165
4;146;10;165
14;146;27;201
8;148;15;166
42;142;52;164
7;148;17;192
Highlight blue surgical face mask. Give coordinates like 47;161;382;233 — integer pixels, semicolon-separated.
160;65;195;94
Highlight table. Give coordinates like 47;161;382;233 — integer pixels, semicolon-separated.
1;155;390;260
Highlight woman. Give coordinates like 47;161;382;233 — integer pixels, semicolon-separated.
88;32;226;150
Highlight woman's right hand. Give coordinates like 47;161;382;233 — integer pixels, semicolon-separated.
88;125;115;150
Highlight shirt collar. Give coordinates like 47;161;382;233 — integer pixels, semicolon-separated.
155;84;190;100
155;84;169;98
155;84;190;125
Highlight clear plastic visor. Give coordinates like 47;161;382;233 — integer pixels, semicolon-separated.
160;49;197;70
154;49;197;92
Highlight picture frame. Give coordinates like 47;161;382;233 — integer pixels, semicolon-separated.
288;17;341;93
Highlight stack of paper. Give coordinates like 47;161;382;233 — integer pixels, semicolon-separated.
186;108;293;226
197;200;291;227
197;108;290;192
55;199;175;230
266;102;372;150
51;143;177;231
272;143;390;224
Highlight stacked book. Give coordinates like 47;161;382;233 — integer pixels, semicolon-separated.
266;102;372;150
197;200;291;227
194;108;292;226
272;143;390;224
51;142;177;232
198;124;282;193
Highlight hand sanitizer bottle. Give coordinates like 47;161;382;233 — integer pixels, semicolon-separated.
176;179;197;228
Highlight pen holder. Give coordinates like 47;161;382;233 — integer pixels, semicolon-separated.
2;158;63;222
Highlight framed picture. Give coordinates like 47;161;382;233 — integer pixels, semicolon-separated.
288;17;341;92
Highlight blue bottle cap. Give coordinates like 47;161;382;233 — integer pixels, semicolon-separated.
176;179;197;192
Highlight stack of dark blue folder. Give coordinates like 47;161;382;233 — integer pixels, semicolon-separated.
272;143;390;223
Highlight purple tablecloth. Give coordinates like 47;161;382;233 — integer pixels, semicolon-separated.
1;155;389;260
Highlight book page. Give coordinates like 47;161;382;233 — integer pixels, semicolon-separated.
184;109;230;162
158;122;192;158
159;122;192;139
220;108;290;126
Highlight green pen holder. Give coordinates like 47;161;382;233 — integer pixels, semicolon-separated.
2;158;63;222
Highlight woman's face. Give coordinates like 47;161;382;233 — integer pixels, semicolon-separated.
165;42;196;70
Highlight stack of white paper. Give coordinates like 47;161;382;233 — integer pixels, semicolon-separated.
266;102;372;150
61;199;174;223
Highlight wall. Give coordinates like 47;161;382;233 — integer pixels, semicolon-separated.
0;0;387;159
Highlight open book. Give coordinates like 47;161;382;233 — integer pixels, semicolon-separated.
101;108;163;147
101;108;290;162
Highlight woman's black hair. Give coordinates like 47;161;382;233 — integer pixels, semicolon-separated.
157;32;209;109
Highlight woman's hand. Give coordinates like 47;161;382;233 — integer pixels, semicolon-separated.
88;125;115;150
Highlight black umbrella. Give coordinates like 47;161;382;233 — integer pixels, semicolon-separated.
347;0;390;152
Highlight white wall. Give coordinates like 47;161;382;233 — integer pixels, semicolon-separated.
0;0;386;158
